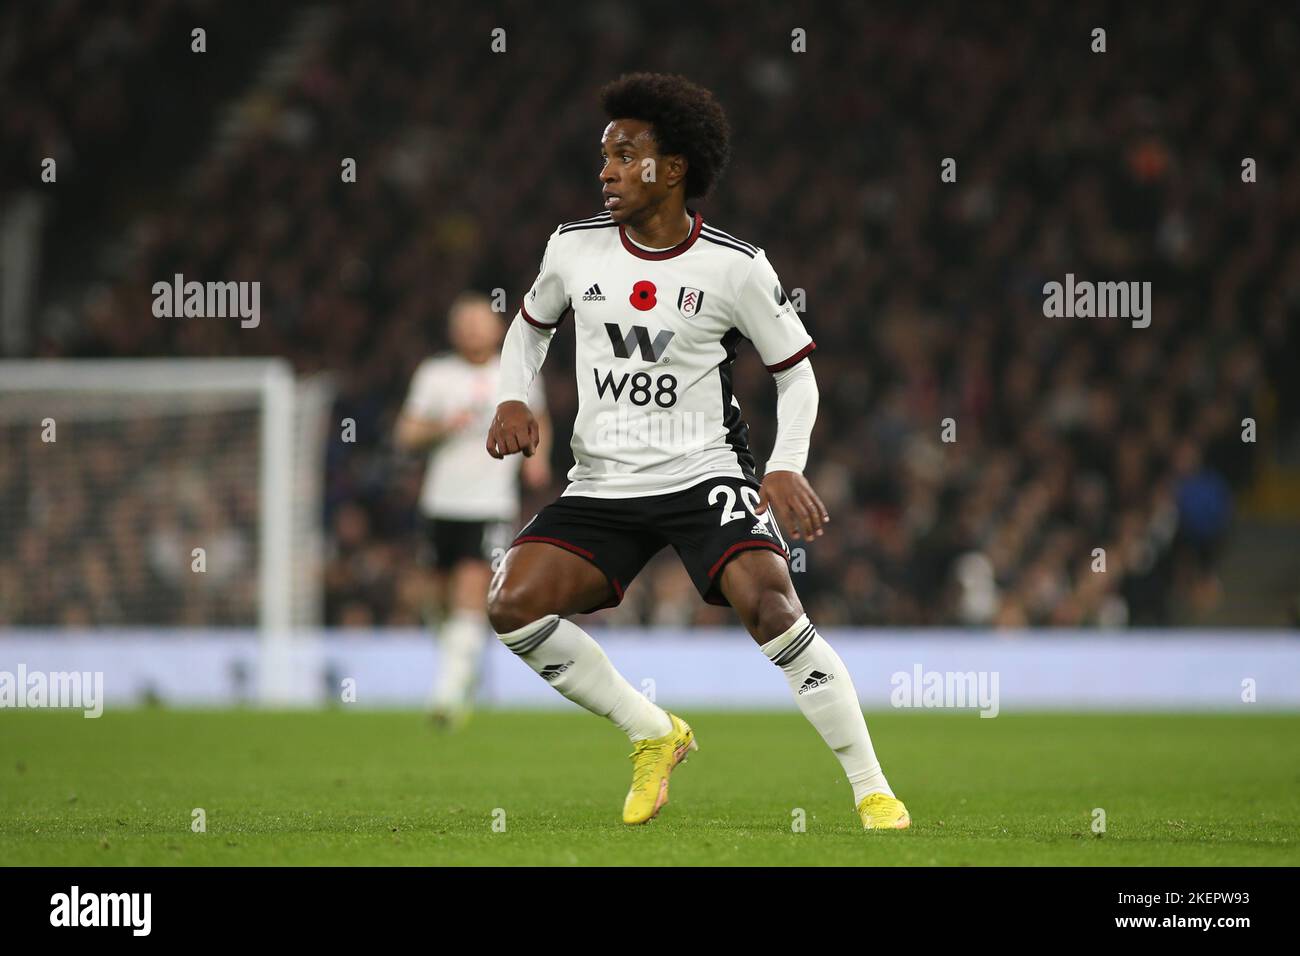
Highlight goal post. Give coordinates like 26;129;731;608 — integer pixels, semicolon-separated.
0;359;334;704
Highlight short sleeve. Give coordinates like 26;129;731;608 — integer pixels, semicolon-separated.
520;228;569;329
401;360;444;418
732;251;816;372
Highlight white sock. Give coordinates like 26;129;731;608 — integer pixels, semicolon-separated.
761;613;894;805
497;614;672;741
433;609;487;712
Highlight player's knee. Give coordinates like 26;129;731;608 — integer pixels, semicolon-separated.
752;586;803;642
486;579;547;634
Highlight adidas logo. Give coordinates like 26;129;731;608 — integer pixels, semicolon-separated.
539;660;575;681
582;283;606;302
798;670;834;695
750;521;772;537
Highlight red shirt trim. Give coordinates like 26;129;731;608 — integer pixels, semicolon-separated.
520;301;560;329
514;535;623;607
765;340;817;372
619;210;703;260
514;535;594;560
708;540;789;580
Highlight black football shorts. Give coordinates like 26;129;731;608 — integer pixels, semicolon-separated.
511;476;791;613
422;517;515;571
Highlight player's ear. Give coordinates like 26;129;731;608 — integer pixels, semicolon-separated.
665;154;688;190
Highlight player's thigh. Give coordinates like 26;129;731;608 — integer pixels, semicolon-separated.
486;542;614;631
446;519;514;610
430;518;510;612
670;478;790;598
663;476;796;632
717;548;805;643
489;495;664;630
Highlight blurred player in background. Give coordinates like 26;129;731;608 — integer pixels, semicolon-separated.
486;74;909;830
397;291;551;728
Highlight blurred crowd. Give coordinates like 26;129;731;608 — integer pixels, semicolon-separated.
2;0;169;200
0;407;260;626
11;1;1299;627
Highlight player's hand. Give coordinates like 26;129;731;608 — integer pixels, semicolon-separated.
486;400;539;459
395;409;475;452
755;470;829;540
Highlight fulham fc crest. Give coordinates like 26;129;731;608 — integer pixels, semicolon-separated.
677;286;704;318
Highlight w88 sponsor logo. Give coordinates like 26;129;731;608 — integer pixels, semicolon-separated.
595;320;679;407
592;368;678;407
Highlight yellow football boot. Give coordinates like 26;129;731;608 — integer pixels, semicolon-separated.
857;793;911;830
622;713;697;824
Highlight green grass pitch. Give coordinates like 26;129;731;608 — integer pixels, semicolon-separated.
2;709;1296;866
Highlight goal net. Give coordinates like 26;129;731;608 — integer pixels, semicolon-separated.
0;360;334;698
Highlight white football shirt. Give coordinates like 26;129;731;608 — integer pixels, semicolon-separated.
403;353;546;520
519;209;815;498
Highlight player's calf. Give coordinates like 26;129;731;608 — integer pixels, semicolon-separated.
759;612;904;820
721;554;906;826
494;613;671;741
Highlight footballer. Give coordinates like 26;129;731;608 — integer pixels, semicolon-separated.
397;292;551;728
485;73;909;830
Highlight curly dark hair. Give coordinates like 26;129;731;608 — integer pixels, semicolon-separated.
599;72;732;200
